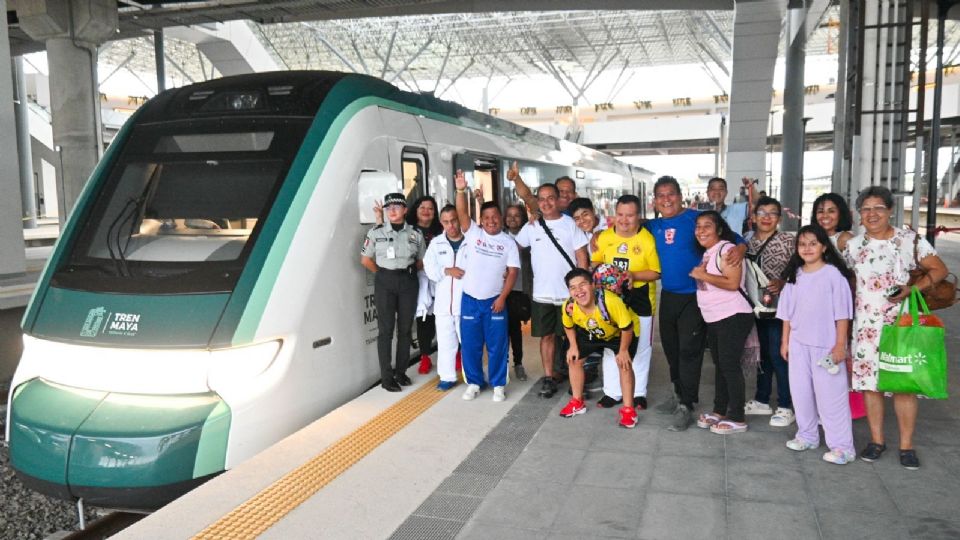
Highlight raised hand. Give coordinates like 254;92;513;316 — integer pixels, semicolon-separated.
373;200;383;225
454;169;467;191
506;161;520;183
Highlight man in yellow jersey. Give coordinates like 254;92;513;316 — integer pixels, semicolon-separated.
591;194;660;410
559;268;639;428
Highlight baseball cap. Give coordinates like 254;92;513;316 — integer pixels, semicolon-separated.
384;193;407;207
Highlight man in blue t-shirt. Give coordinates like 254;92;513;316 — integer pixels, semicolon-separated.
644;176;745;431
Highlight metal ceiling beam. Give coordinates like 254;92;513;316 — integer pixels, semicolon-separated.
100;51;136;86
388;36;434;83
349;39;371;75
380;25;398;79
433;44;451;93
311;28;358;72
436;57;474;98
702;12;732;51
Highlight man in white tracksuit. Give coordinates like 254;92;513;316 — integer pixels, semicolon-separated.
423;205;466;390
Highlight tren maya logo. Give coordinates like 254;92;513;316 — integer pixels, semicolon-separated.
80;307;142;338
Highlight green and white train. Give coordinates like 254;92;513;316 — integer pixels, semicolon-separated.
6;71;647;510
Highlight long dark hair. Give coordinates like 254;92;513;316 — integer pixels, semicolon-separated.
406;195;442;239
810;193;853;232
781;225;854;283
694;210;737;253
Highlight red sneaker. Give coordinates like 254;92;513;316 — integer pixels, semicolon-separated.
560;398;586;418
455;350;462;373
418;354;432;374
618;406;638;429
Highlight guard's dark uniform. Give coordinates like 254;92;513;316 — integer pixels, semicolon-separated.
361;194;426;388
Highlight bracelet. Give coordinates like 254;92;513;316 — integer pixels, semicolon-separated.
456;188;466;193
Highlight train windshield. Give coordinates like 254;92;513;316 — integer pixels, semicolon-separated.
53;118;310;294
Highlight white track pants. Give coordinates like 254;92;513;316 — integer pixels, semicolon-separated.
435;314;461;383
603;316;653;399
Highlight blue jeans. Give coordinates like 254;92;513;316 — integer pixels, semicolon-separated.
460;294;509;387
754;317;792;409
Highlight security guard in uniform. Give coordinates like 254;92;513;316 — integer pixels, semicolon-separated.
361;193;426;392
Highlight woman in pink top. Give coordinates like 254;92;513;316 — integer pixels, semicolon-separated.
689;211;755;434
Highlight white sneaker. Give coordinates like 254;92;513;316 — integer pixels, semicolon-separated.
744;400;773;415
785;438;819;451
770;408;796;427
462;384;480;401
493;386;506;402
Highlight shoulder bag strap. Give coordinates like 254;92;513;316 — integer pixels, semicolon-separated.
538;216;577;269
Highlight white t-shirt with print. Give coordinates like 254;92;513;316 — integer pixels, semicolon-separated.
515;215;588;303
460;226;521;300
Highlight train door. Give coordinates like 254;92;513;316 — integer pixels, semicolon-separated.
453;153;500;220
378;108;428;202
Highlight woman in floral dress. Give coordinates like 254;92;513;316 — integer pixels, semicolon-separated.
843;186;947;470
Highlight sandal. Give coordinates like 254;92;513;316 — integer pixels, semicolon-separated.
696;412;724;429
710;419;748;435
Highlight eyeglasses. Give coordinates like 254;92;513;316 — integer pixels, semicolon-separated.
859;205;889;214
755;210;780;218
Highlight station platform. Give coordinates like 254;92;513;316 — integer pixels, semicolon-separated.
117;241;960;540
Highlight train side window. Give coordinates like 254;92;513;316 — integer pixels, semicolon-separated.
402;148;428;202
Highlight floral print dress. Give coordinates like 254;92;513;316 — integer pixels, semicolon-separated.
843;228;936;391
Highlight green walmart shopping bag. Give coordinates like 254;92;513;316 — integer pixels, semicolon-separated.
877;287;948;399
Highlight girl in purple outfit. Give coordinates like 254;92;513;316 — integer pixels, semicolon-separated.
777;225;856;464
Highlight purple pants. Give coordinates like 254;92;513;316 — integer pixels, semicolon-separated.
788;341;854;454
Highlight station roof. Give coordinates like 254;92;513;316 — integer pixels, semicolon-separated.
8;1;851;90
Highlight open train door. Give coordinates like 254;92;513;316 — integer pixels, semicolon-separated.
453;153;501;222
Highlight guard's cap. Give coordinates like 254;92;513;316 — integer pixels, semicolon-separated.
384;193;407;207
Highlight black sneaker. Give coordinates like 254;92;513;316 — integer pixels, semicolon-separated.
634;396;648;410
538;377;557;398
899;449;920;470
514;364;528;381
596;395;623;408
859;442;887;462
394;373;413;386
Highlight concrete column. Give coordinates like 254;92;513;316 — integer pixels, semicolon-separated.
725;0;787;190
46;37;102;222
17;0;117;221
0;0;27;276
780;3;807;230
14;57;37;229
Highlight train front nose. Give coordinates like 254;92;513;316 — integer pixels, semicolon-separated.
8;379;231;510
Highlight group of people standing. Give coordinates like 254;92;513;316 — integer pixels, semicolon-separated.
360;169;949;470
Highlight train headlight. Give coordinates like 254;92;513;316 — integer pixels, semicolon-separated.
207;340;282;388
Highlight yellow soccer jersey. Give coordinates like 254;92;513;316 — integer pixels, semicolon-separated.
562;290;639;341
591;227;661;313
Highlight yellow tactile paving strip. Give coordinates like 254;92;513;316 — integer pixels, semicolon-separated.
193;376;443;540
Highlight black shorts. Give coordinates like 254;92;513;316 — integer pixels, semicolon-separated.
531;301;564;337
572;327;639;358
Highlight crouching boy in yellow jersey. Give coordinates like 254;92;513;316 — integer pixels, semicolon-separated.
559;268;639;428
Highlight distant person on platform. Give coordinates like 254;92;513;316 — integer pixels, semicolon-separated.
705;177;757;236
360;193;426;392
